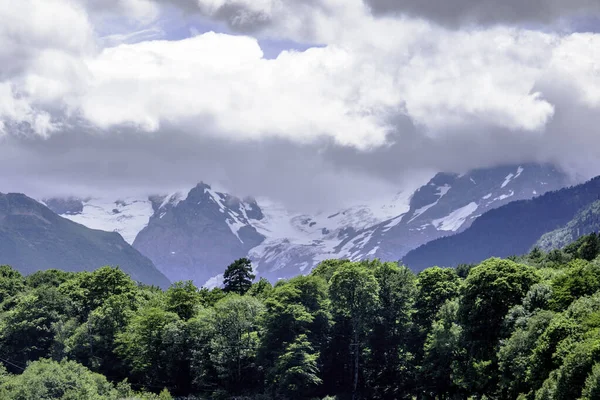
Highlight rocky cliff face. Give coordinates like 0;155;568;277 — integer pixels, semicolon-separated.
133;183;266;284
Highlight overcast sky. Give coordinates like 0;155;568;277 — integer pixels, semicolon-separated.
1;0;600;211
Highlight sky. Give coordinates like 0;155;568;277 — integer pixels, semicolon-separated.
1;0;600;211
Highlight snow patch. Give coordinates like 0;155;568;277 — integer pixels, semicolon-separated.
501;173;515;189
494;190;515;202
482;193;492;200
432;202;479;232
501;166;524;189
60;198;154;244
204;274;223;289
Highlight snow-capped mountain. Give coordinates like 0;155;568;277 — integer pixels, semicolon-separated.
44;163;572;286
329;163;571;273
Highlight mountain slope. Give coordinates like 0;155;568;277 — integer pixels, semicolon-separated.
133;183;266;284
356;164;569;262
0;193;170;288
401;176;600;271
535;200;600;252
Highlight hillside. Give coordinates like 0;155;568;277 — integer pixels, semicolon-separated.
402;176;600;271
0;193;170;288
535;200;600;251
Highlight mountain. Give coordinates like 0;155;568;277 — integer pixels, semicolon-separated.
133;183;266;284
0;193;170;288
534;200;600;252
45;163;571;286
402;176;600;271
311;163;570;272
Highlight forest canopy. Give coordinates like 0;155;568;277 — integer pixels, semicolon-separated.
1;234;600;399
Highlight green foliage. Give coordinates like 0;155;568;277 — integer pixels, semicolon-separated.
0;265;25;305
1;235;600;399
59;266;136;320
582;363;600;400
26;269;74;289
223;258;256;295
247;277;273;299
459;258;540;359
0;285;73;369
199;286;227;307
115;306;187;391
272;335;322;399
420;299;463;399
550;259;600;310
414;266;460;332
0;359;118;399
165;280;201;320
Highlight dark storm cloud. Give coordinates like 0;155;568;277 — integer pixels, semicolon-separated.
0;125;405;211
364;0;600;28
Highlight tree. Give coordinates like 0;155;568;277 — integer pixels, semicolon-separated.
457;258;540;396
165;281;200;321
259;275;330;394
65;293;137;380
26;269;74;289
550;260;600;310
0;265;25;305
59;266;136;320
115;306;187;392
0;359;118;399
223;258;255;295
414;267;460;335
497;310;555;399
582;363;600;400
247;277;273;299
0;286;73;370
365;261;416;399
329;262;379;400
273;335;322;399
210;295;265;394
420;299;464;399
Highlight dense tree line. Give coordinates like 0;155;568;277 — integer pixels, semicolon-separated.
1;238;600;399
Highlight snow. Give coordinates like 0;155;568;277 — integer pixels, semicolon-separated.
204;187;256;244
159;192;185;209
515;166;524;179
204;274;223;289
431;202;479;232
501;173;514;189
494;190;515;201
470;177;477;184
408;184;451;223
381;214;405;232
60;198;154;244
501;166;524;189
437;184;452;197
247;184;421;274
482;193;492;200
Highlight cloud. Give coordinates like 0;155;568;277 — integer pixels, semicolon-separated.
363;0;600;28
2;0;600;211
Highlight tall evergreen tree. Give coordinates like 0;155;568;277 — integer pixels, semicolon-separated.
223;258;255;295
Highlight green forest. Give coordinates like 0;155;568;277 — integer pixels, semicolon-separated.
2;234;600;399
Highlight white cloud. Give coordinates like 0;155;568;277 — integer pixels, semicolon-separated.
3;0;600;204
